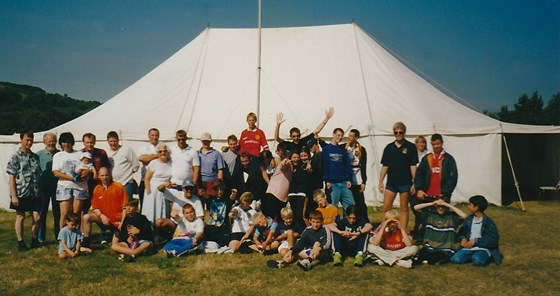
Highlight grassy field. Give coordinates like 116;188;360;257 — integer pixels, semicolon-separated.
0;201;558;296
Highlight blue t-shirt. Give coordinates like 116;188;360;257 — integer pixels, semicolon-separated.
275;220;306;237
207;197;228;227
254;217;278;240
57;226;83;254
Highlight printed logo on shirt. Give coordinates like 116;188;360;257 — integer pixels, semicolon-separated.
431;167;441;174
329;153;342;162
255;134;261;140
402;148;408;154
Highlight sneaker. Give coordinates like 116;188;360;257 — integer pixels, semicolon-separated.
31;238;43;249
297;258;311;271
123;254;135;262
266;260;287;269
354;252;364;267
333;252;343;266
397;259;413;269
17;241;28;252
374;259;384;266
118;254;125;261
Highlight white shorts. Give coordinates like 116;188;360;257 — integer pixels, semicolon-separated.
278;240;290;253
56;186;88;201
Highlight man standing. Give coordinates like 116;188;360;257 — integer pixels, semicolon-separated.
198;132;224;196
169;129;200;188
138;128;160;207
81;133;110;213
322;128;354;215
37;132;60;243
412;134;458;235
6;131;42;251
107;131;139;199
81;167;128;247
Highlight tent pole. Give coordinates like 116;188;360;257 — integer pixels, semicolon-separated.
501;124;526;211
256;0;262;120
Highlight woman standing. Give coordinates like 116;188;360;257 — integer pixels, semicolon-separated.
378;122;418;228
52;132;91;230
141;143;172;224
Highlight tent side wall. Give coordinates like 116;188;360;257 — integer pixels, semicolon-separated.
502;133;560;205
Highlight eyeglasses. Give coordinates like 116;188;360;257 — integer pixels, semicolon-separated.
394;131;404;135
157;150;167;154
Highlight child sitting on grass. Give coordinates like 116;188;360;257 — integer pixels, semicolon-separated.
283;210;332;271
58;213;92;259
241;212;278;254
413;198;467;265
111;199;154;262
275;207;305;259
450;195;502;266
228;192;256;253
204;183;236;248
328;205;372;267
163;203;204;257
313;189;340;225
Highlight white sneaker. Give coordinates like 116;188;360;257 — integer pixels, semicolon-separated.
297;258;311;271
374;259;384;266
397;259;413;269
217;246;232;254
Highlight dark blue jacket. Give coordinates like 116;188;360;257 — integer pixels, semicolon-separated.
415;152;458;198
457;214;501;264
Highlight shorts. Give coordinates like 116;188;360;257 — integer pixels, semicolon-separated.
126;239;150;249
10;197;41;212
278;240;290;253
56;186;88;201
385;184;411;194
229;232;246;241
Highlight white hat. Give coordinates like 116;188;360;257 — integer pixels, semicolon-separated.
200;132;212;141
81;151;92;159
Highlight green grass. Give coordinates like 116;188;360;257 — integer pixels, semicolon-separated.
0;201;558;296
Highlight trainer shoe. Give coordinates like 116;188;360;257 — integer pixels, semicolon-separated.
333;252;343;266
354;252;364;267
297;258;311;271
17;241;28;252
31;238;43;249
374;259;384;266
397;259;413;269
123;254;135;262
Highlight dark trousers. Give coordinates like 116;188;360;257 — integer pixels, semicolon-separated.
333;232;368;257
38;181;60;242
262;193;287;221
288;195;306;226
350;185;369;222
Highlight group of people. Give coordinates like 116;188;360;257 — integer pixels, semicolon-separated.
6;109;501;268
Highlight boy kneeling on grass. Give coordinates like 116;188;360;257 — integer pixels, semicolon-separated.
450;195;502;266
281;210;332;271
58;212;92;259
111;199;154;262
162;203;204;257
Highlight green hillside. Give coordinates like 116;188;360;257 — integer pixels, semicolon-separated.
0;82;101;135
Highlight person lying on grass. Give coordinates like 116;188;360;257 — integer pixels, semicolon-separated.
240;212;278;254
111;199;154;262
58;212;92;259
279;210;332;271
162;203;204;257
450;195;502;266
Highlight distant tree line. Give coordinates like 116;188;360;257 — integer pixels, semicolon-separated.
485;91;560;126
0;82;101;135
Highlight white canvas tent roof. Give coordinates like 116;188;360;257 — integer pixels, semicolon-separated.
1;23;559;209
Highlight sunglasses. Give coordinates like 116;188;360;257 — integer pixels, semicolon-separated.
394;131;404;135
157;150;167;154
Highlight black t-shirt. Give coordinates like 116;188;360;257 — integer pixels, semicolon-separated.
275;220;306;237
336;218;368;233
119;213;154;242
380;139;418;186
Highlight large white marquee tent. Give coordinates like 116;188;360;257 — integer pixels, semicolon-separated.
1;23;558;210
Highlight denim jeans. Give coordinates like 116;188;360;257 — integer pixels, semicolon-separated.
330;182;355;214
450;248;490;266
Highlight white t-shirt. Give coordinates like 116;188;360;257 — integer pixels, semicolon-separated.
173;217;204;238
147;159;172;184
108;145;139;185
169;145;200;184
231;205;256;234
138;143;158;180
162;189;204;218
52;150;87;190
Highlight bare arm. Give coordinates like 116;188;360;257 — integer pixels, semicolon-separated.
312;107;335;135
274;113;286;143
192;166;200;187
370;220;389;246
138;153;158;165
8;175;18;206
53;169;74;182
378;166;388;193
144;169;154;195
441;200;468;219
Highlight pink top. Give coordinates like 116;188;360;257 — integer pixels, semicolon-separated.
265;160;293;202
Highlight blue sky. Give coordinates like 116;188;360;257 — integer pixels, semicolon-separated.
0;0;558;111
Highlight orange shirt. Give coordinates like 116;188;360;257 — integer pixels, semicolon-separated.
91;181;128;228
317;204;339;225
